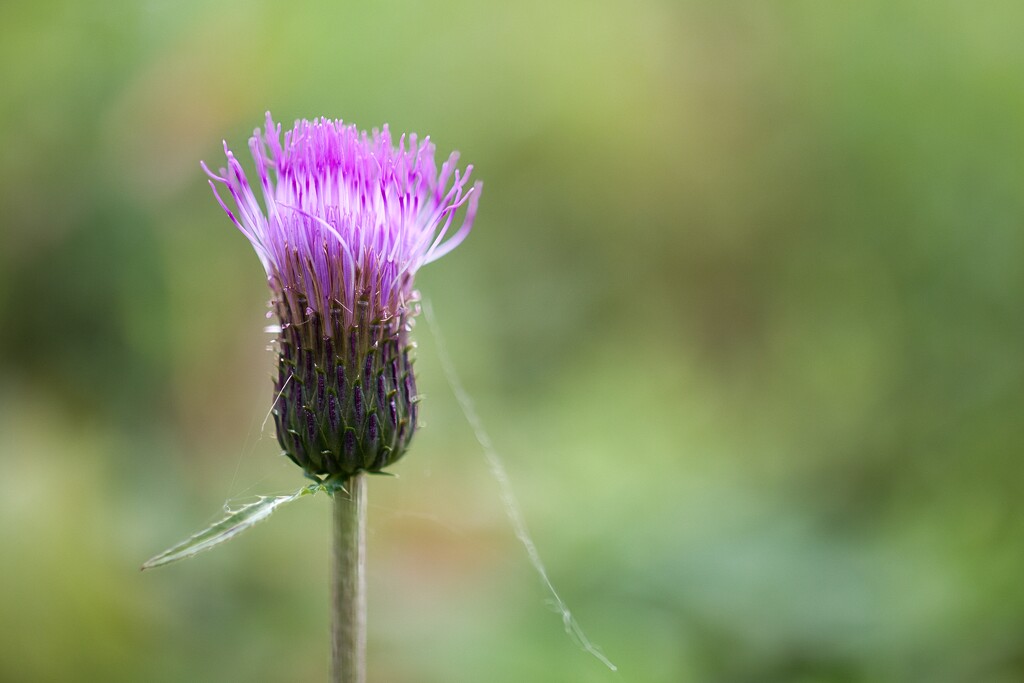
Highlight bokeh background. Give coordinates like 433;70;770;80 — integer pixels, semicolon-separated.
2;1;1023;681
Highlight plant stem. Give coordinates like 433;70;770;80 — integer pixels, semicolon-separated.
331;472;367;683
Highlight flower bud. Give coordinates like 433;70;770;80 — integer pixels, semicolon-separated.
272;303;418;475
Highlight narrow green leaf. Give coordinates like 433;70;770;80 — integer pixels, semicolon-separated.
142;484;322;570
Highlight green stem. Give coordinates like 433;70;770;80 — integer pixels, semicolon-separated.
331;472;367;683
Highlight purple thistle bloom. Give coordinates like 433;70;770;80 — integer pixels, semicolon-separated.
203;113;481;478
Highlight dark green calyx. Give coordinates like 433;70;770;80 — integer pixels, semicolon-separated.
272;308;419;478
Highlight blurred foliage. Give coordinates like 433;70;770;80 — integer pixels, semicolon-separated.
2;0;1023;681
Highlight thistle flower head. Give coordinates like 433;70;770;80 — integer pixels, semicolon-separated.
204;113;481;478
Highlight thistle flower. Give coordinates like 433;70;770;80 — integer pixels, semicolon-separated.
203;113;481;479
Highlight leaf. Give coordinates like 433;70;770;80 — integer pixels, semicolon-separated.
141;484;322;570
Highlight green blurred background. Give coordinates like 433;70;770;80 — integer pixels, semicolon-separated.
2;1;1023;681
